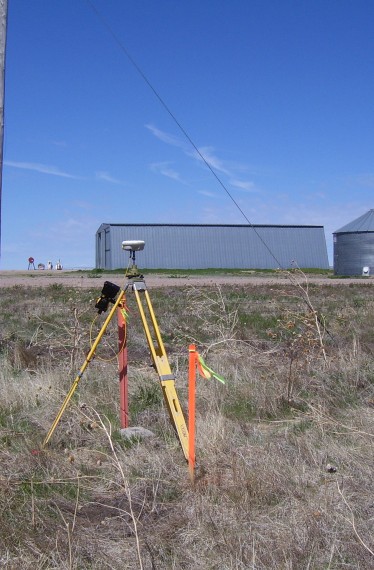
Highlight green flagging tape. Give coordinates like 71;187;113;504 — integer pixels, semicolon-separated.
197;354;226;385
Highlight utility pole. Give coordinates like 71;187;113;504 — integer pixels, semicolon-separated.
0;0;8;260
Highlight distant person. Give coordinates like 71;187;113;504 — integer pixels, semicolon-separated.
47;261;53;270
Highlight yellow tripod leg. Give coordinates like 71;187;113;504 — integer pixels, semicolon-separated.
132;281;189;460
42;290;126;448
160;379;189;460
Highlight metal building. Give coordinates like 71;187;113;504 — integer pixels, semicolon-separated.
333;209;374;276
96;223;329;270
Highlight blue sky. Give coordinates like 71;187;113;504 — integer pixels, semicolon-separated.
1;0;373;269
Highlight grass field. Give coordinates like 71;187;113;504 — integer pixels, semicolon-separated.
0;275;373;569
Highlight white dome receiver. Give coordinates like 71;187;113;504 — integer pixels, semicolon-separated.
121;240;145;252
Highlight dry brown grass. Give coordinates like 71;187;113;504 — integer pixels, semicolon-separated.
0;277;373;568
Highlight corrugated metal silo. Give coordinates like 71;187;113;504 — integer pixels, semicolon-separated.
333;209;374;275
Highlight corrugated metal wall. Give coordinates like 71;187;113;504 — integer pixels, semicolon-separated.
96;224;329;270
333;232;374;275
96;225;112;269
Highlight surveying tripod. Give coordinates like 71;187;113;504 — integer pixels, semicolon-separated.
43;263;189;461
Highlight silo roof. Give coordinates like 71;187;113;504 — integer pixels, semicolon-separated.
334;209;374;233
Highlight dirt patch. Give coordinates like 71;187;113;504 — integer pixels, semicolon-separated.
0;269;373;289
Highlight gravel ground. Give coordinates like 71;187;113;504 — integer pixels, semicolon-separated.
0;270;373;288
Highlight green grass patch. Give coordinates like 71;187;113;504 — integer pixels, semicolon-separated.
223;396;255;420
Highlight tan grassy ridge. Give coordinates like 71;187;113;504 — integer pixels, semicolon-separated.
0;275;373;569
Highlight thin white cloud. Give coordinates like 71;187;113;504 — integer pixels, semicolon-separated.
96;171;123;185
150;161;184;182
30;215;98;243
146;125;229;172
309;191;327;199
145;124;184;148
198;190;216;197
191;145;230;175
5;160;83;179
229;178;257;192
145;124;252;180
52;140;68;148
71;199;95;210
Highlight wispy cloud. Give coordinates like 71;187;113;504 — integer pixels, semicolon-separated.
30;214;99;243
146;124;230;175
71;199;95;211
145;124;184;148
52;140;68;148
5;160;83;179
188;145;230;175
229;178;257;192
198;190;216;197
95;171;123;185
150;161;185;182
145;124;257;191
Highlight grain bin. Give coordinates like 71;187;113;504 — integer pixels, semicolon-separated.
333;209;374;275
